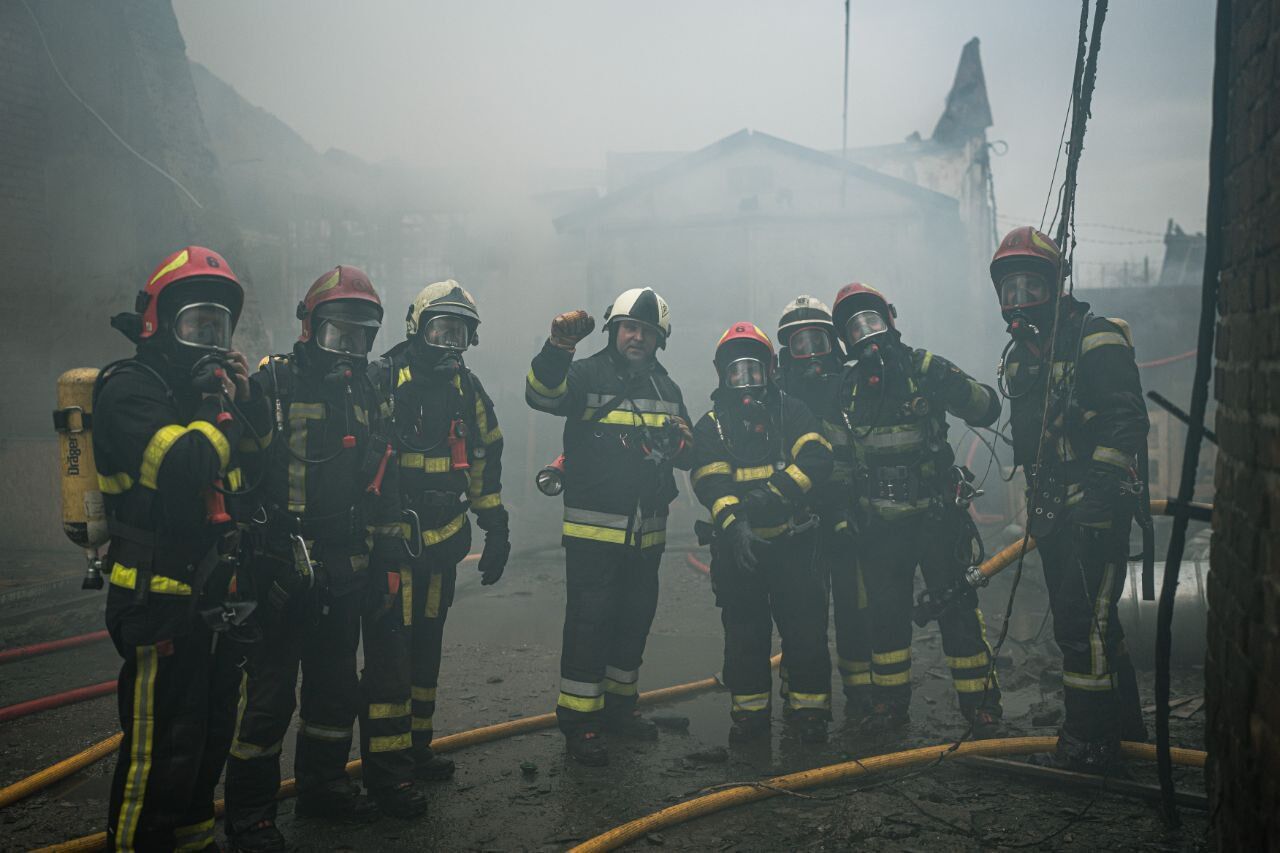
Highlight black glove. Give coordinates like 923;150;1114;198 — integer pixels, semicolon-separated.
724;518;766;573
365;569;402;618
479;528;510;585
1072;465;1123;533
741;486;783;519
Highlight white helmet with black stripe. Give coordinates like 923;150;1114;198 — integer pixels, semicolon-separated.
603;287;671;348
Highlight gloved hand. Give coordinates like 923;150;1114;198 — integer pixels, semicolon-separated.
1072;466;1123;533
741;486;783;519
365;569;401;618
671;415;694;447
550;310;596;351
479;528;511;585
724;518;766;573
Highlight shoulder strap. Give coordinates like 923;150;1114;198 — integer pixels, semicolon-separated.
92;358;174;409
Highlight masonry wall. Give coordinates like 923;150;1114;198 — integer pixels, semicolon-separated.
1205;0;1280;847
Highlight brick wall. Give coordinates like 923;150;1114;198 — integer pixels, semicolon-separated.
1205;0;1280;847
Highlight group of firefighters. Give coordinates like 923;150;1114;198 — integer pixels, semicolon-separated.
87;223;1150;851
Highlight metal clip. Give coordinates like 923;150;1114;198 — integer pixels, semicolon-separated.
290;535;316;591
401;509;423;559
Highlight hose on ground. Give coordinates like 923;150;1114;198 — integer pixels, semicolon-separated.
569;737;1209;853
0;681;116;725
0;631;111;666
31;656;778;852
0;734;122;809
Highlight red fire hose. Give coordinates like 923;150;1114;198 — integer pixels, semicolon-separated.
0;681;116;725
0;631;111;666
686;553;710;575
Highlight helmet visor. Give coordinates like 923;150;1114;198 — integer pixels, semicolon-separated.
422;314;471;351
173;303;232;351
999;272;1053;310
789;327;832;358
843;310;888;349
725;357;766;389
316;318;373;356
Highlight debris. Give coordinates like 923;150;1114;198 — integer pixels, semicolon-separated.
684;746;729;764
644;832;665;845
520;761;538;777
650;714;690;731
1171;697;1205;719
487;676;504;684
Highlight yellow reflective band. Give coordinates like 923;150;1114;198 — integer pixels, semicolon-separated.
787;691;831;709
369;733;412;753
226;467;243;491
589;410;667;427
919;351;934;373
287;415;309;514
833;519;849;532
299;722;352;741
368;700;411;720
116;644;159;849
872;670;911;686
185;420;232;468
557;692;605;713
423;513;468;547
639;530;666;548
1092;445;1132;469
312;268;342;296
173;818;215;853
526;368;566;399
946;653;990;670
711;495;741;519
397;366;413;387
953;677;990;694
237;429;273;453
412;686;437;702
109;564;192;596
563;521;628;544
755;523;790;539
399;453;453;473
229;737;283;760
372;523;404;538
603;677;639;696
412;716;433;731
734;465;774;482
719;512;737;529
838;658;871;673
731;692;770;713
692;461;731;485
98;472;134;494
138;424;188;489
400;567;413;626
782;463;811;493
425;571;443;619
475;397;502;444
790;431;832;459
148;250;189;286
472;493;503;511
288;402;325;420
872;649;911;666
467;456;488;498
1081;331;1132;355
842;671;872;687
1063;671;1116;692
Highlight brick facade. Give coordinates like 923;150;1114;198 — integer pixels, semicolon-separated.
1206;0;1280;847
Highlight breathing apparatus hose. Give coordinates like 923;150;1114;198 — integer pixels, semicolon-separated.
568;737;1208;853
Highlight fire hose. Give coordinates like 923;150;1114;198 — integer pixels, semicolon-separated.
569;737;1208;852
0;681;116;725
0;630;110;665
0;734;122;809
29;656;780;850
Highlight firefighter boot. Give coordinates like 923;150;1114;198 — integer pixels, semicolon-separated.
786;709;829;744
371;782;429;818
295;779;379;823
1030;730;1126;776
863;702;910;733
602;709;659;741
566;730;609;766
728;712;771;744
228;820;287;853
414;746;457;781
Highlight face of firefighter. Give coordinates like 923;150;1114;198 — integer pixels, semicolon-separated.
843;310;889;358
788;326;832;359
173;303;233;353
315;318;373;358
422;314;472;352
724;357;766;390
615;319;658;364
998;271;1056;338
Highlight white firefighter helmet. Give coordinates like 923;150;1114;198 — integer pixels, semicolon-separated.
405;280;480;345
602;287;671;347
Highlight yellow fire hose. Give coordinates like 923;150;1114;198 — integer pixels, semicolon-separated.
31;656;775;852
0;734;122;809
569;738;1209;853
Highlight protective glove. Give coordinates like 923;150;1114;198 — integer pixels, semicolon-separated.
741;486;784;520
1072;465;1123;534
550;310;596;351
479;528;511;585
365;569;402;618
724;518;766;573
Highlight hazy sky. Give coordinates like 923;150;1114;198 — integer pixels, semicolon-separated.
174;1;1215;267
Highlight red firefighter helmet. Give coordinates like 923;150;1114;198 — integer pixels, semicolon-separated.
990;226;1062;288
137;246;242;339
832;282;896;332
714;321;775;388
297;265;383;343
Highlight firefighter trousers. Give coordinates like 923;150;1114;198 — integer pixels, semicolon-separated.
555;543;661;735
1038;522;1145;743
858;512;1001;718
714;532;831;721
223;591;362;834
826;530;873;711
360;559;456;792
105;588;243;853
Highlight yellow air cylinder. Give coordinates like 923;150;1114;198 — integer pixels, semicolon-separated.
53;368;107;588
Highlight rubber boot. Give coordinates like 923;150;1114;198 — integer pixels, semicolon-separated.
786;709;829;744
843;686;873;721
728;712;771;744
602;709;659;741
295;779;379;823
1029;729;1126;776
862;702;910;733
371;782;429;818
227;819;286;853
566;730;609;766
414;746;457;781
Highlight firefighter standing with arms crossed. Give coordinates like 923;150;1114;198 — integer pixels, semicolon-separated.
525;288;694;766
992;226;1149;771
826;282;1004;734
223;266;399;851
359;281;510;814
691;322;835;743
94;246;262;852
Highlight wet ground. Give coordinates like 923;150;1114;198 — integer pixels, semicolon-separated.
1;513;1209;852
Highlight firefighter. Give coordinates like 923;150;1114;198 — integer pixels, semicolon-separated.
525;288;693;766
691;322;835;743
95;246;263;852
992;226;1149;771
224;267;399;851
827;283;1003;733
359;280;509;811
775;297;873;720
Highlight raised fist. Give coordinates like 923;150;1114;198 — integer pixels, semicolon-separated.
550;310;596;350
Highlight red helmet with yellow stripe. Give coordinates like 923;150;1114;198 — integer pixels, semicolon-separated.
297;265;383;344
714;322;775;389
134;246;242;340
990;226;1064;314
